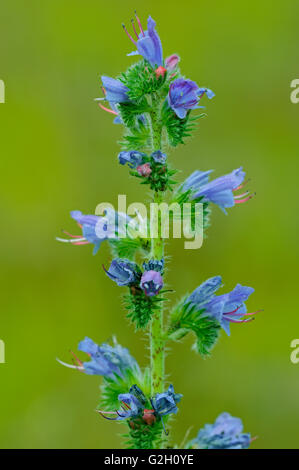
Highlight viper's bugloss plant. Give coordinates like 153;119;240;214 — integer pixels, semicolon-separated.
57;11;259;449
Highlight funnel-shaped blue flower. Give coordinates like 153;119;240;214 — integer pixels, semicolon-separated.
58;337;140;379
101;76;129;103
181;167;254;213
187;277;258;336
190;412;251;449
167;79;214;119
124;14;163;69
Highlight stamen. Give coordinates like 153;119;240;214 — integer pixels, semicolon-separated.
121;400;131;410
98;103;119;116
223;305;242;315
234;191;250;200
56;358;84;371
227;317;254;324
96;410;118;421
131;19;139;39
69;350;84;367
56;237;86;243
102;264;117;279
122;23;137;45
94;97;105;101
134;11;145;37
233;178;251;192
62;230;82;238
72;241;90;246
235;193;256;204
160;417;169;436
241;309;263;317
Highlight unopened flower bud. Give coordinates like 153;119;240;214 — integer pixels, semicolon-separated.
165;54;180;71
155;66;167;78
137;163;152;177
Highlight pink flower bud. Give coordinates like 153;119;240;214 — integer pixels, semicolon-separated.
165;54;180;71
137;163;152;177
155;66;167;78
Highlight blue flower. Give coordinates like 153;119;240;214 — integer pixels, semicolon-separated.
101;76;129;103
167;79;214;119
56;210;131;255
104;258;140;287
151;385;182;417
187;277;258;336
181;167;254;213
56;210;105;255
124;14;163;69
193;167;248;213
190;412;251;449
118;150;147;169
58;336;140;379
181;170;214;193
151;150;167;164
115;392;144;420
186;275;223;307
140;270;163;297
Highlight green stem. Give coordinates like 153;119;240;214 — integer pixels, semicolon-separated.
150;191;164;395
149;102;165;397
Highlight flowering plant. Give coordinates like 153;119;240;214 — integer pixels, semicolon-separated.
57;12;258;449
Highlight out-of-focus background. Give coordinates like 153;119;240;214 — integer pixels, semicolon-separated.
0;0;298;449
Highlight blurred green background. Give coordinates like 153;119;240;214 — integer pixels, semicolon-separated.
0;0;298;449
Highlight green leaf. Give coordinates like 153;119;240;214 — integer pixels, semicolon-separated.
161;102;205;147
167;299;220;357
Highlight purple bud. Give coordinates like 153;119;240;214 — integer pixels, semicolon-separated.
165;54;180;71
140;270;163;297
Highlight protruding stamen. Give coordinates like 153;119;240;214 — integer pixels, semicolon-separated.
234;191;250;200
70;350;84;367
235;193;256;204
134;11;145;37
98;103;119;116
56;237;86;243
62;230;82;238
131;19;139;39
96;410;118;420
56;358;84;371
227;317;254;324
94;97;105;101
122;23;137;45
223;305;242;316
233;178;251;192
72;241;90;246
241;309;263;317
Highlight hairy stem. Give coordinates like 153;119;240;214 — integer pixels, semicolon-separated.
149;101;165;398
150;190;164;396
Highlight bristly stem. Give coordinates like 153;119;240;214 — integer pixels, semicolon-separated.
149;99;165;398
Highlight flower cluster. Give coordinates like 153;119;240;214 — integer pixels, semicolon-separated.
99;383;182;433
104;258;164;298
188;412;251;449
